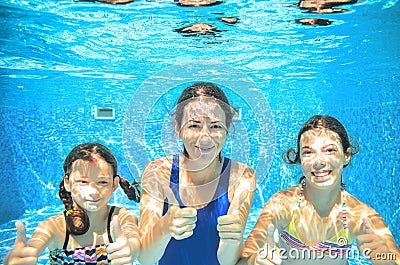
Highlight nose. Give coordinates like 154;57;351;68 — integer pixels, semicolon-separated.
86;183;100;197
313;158;326;170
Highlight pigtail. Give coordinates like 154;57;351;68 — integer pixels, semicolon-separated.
118;176;141;203
59;177;90;235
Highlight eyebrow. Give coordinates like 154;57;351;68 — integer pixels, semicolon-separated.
187;118;223;123
301;144;337;149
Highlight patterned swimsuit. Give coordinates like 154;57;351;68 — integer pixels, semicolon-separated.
280;183;353;256
49;206;115;265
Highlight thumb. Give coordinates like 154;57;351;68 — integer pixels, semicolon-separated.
227;189;249;215
260;223;282;264
267;223;276;248
362;215;374;234
112;215;124;241
164;186;179;208
14;221;27;248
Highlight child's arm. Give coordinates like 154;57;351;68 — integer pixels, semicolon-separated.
353;205;400;265
237;189;295;265
107;208;141;262
4;217;56;265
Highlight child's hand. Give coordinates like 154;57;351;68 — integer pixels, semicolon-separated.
5;221;37;265
357;216;392;265
252;224;282;265
107;216;137;265
217;189;248;245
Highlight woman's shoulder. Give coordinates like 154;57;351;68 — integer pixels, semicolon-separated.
142;156;174;181
228;159;255;177
144;156;174;170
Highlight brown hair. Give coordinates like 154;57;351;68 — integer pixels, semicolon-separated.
283;115;360;187
59;142;140;235
174;82;236;160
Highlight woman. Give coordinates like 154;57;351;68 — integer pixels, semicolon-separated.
138;82;256;265
239;115;400;265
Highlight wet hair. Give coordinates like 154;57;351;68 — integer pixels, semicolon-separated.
283;115;360;187
174;82;236;160
59;142;140;235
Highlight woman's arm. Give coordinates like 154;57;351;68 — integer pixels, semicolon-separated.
217;166;256;265
138;159;197;265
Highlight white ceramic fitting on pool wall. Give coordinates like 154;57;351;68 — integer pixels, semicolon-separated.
93;105;115;120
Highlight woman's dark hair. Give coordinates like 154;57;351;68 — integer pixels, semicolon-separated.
283;115;360;187
59;142;141;235
174;82;236;160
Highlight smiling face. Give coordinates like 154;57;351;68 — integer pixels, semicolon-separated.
176;97;228;167
64;157;118;212
300;128;350;189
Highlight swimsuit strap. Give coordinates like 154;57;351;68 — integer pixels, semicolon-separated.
169;154;231;207
170;154;185;207
107;206;116;243
297;181;348;232
62;205;116;249
62;211;70;249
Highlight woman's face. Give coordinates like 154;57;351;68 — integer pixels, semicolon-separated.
177;97;228;167
64;158;118;212
300;128;350;189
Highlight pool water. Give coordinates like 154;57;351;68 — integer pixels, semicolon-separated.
0;0;399;263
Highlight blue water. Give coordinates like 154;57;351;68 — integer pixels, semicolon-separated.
0;0;399;263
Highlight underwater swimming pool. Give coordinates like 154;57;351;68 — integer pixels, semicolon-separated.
0;0;399;263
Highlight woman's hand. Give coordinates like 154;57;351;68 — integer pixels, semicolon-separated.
165;205;197;240
217;190;248;245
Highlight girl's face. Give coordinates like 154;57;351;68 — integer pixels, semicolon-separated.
64;158;118;212
177;97;228;167
300;128;350;189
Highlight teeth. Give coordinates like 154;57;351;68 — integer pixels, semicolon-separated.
313;171;330;177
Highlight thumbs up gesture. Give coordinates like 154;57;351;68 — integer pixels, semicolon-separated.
217;189;248;245
165;205;198;240
163;187;197;240
4;221;38;265
254;224;282;265
356;215;392;264
107;216;137;265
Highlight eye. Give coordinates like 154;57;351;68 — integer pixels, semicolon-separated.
76;179;88;184
188;123;200;129
325;147;338;153
301;149;312;155
211;124;223;129
98;180;109;185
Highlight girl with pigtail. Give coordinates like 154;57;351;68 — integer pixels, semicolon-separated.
4;142;141;265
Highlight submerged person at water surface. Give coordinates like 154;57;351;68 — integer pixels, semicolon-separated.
138;82;256;265
4;142;141;265
297;0;357;13
238;115;400;265
74;0;136;4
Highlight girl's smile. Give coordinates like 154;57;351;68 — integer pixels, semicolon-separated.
300;128;350;188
